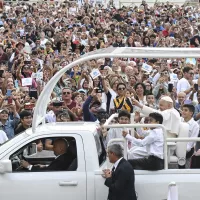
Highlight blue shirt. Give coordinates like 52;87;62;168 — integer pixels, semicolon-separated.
194;104;200;120
0;113;20;139
154;26;164;32
83;96;97;122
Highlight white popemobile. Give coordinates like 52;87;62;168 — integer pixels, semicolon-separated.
1;47;200;200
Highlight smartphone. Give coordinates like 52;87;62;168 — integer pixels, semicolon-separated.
29;90;38;99
7;98;13;104
96;87;103;93
168;83;173;92
194;83;198;91
6;89;12;97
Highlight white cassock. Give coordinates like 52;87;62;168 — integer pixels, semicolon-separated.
139;105;181;138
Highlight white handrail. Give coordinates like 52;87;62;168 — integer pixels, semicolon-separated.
167;138;200;142
104;113;118;126
104;123;200;170
104;123;168;169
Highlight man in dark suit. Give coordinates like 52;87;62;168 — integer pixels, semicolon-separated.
21;138;75;171
103;144;137;200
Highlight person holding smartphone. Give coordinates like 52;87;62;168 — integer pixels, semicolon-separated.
82;88;102;122
152;75;168;103
0;103;20;139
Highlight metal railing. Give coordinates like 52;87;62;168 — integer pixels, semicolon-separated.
104;113;200;170
104;122;168;169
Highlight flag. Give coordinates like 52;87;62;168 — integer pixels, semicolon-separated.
142;63;152;73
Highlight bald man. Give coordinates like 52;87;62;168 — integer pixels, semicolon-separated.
175;92;191;110
21;138;76;171
132;96;181;138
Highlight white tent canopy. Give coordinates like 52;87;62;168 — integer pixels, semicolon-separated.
32;47;200;132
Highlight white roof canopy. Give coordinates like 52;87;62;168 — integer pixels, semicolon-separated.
82;47;200;58
32;47;200;133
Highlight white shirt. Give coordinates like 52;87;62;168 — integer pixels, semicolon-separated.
40;38;48;49
177;77;191;99
113;157;123;171
101;88;117;112
181;117;199;152
152;72;160;86
0;130;8;144
126;128;164;159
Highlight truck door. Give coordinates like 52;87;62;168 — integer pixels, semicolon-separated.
0;134;86;200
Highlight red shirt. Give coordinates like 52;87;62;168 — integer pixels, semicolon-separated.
66;100;77;110
162;29;169;37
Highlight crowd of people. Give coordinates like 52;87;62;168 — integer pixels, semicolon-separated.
1;0;200;168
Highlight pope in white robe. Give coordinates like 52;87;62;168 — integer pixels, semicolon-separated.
132;96;181;138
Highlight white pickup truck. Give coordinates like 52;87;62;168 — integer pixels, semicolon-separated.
0;122;200;200
1;47;200;200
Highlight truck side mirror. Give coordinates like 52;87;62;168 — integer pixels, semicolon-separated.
27;143;37;157
0;160;12;174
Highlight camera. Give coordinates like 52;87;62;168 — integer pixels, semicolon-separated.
96;87;103;93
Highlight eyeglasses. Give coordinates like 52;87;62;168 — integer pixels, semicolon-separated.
161;72;168;76
189;72;194;75
62;91;71;95
118;87;126;91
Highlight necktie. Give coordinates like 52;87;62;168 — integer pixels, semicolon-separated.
112;166;115;173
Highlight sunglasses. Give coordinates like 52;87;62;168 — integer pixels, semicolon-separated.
189;72;194;75
118;87;126;91
62;91;71;95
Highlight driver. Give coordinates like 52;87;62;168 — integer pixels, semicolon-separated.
20;138;75;171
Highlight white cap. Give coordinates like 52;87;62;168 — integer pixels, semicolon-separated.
161;96;173;103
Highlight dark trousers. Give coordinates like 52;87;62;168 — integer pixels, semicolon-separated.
128;155;164;171
178;148;194;169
